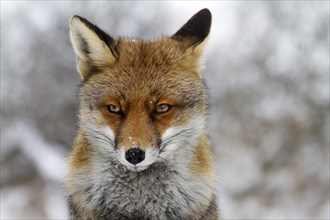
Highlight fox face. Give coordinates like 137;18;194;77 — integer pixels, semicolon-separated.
70;9;211;172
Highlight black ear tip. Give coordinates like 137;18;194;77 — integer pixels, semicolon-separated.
195;8;212;29
172;8;212;44
198;8;212;20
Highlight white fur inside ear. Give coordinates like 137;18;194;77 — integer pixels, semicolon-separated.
70;16;116;67
191;35;210;73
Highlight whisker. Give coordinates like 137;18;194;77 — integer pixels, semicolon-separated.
84;126;116;148
160;127;196;150
161;127;193;145
92;136;113;145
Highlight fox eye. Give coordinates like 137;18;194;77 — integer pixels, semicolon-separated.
155;104;172;114
107;104;121;114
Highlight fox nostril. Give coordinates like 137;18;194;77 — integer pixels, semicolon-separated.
125;148;145;165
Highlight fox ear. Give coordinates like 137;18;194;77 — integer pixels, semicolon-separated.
70;15;118;80
172;8;211;50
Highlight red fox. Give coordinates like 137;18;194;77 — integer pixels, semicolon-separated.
66;8;219;219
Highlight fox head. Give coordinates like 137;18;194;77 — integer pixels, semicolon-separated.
70;9;212;172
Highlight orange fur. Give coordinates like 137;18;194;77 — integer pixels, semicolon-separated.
69;131;92;169
189;133;215;187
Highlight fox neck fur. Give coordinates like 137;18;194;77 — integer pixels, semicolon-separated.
67;130;218;219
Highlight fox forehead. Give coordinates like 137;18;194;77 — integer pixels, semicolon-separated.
116;38;198;68
80;39;205;105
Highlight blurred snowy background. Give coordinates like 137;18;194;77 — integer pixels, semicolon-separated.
1;1;329;219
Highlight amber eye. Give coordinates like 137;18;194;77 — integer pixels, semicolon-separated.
155;104;172;114
107;104;121;114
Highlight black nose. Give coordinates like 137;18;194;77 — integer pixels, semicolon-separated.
125;148;145;165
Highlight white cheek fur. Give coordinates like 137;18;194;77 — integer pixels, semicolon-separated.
159;115;206;158
101;126;115;141
82;123;116;154
162;127;178;140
